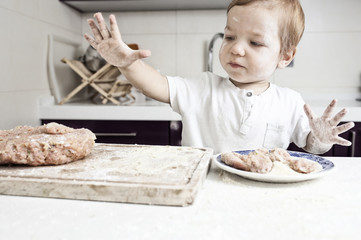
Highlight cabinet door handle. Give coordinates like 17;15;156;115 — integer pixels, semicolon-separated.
95;132;137;137
350;131;356;157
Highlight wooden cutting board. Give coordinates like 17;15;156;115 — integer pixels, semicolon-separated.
0;144;213;206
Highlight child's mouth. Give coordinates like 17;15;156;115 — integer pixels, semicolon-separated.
229;62;244;69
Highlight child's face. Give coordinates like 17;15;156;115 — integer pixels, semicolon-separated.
219;4;284;86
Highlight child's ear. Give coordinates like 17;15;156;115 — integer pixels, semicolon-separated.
278;47;296;69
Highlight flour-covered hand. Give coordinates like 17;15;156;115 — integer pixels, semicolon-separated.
84;13;151;69
304;99;355;153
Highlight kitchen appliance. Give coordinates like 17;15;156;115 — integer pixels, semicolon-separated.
207;32;224;72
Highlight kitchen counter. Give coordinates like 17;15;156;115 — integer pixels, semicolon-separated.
38;96;361;121
1;157;360;240
38;96;182;121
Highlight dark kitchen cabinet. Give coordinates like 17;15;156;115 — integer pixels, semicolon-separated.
41;119;361;157
287;122;361;157
41;119;182;146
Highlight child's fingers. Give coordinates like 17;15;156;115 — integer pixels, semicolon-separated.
87;19;102;42
94;12;111;40
334;136;352;146
333;121;355;135
330;108;348;126
137;49;152;59
303;104;316;121
322;99;337;119
84;33;98;49
109;14;122;41
128;50;151;63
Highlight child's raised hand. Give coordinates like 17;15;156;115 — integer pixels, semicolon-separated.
84;13;151;69
304;99;355;149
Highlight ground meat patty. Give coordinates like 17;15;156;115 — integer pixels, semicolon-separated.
0;122;96;166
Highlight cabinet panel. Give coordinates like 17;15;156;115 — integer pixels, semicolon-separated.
41;119;182;146
170;121;182;146
353;122;361;157
287;143;333;156
41;119;359;156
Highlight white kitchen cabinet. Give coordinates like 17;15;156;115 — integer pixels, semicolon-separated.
59;0;231;12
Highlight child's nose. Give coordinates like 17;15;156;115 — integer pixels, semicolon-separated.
231;42;246;56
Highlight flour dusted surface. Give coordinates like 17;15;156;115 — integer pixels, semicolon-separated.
0;144;208;185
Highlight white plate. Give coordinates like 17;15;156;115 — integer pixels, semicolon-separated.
213;150;335;183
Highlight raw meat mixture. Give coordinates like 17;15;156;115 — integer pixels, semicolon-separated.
0;122;96;166
221;148;323;174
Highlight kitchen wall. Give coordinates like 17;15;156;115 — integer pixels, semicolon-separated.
82;10;227;79
0;0;82;129
278;0;361;98
1;0;360;130
83;0;361;98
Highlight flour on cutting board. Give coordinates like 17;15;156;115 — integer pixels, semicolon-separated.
0;144;208;185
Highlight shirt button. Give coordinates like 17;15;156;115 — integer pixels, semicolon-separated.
246;92;252;97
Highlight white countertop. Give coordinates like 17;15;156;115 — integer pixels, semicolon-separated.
38;96;361;122
38;96;182;121
1;157;360;240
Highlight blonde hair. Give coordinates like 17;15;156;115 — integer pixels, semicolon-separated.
227;0;305;54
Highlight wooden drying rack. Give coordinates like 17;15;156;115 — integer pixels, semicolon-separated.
59;44;138;105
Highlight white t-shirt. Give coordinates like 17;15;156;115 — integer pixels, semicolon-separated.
167;72;311;154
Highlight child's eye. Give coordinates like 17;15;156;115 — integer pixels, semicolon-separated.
251;41;263;47
224;35;235;41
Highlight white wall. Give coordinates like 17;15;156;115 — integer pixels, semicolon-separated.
277;0;361;96
83;0;361;97
1;0;361;130
0;0;82;129
82;10;227;78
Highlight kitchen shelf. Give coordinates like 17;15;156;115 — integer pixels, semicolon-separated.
59;0;230;13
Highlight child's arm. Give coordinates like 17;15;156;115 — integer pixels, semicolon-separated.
303;99;355;154
84;13;170;103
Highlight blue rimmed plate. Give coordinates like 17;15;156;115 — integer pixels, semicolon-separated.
213;150;335;183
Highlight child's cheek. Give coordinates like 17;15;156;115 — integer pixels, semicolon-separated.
219;41;228;64
219;41;225;55
256;50;278;73
256;51;268;68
